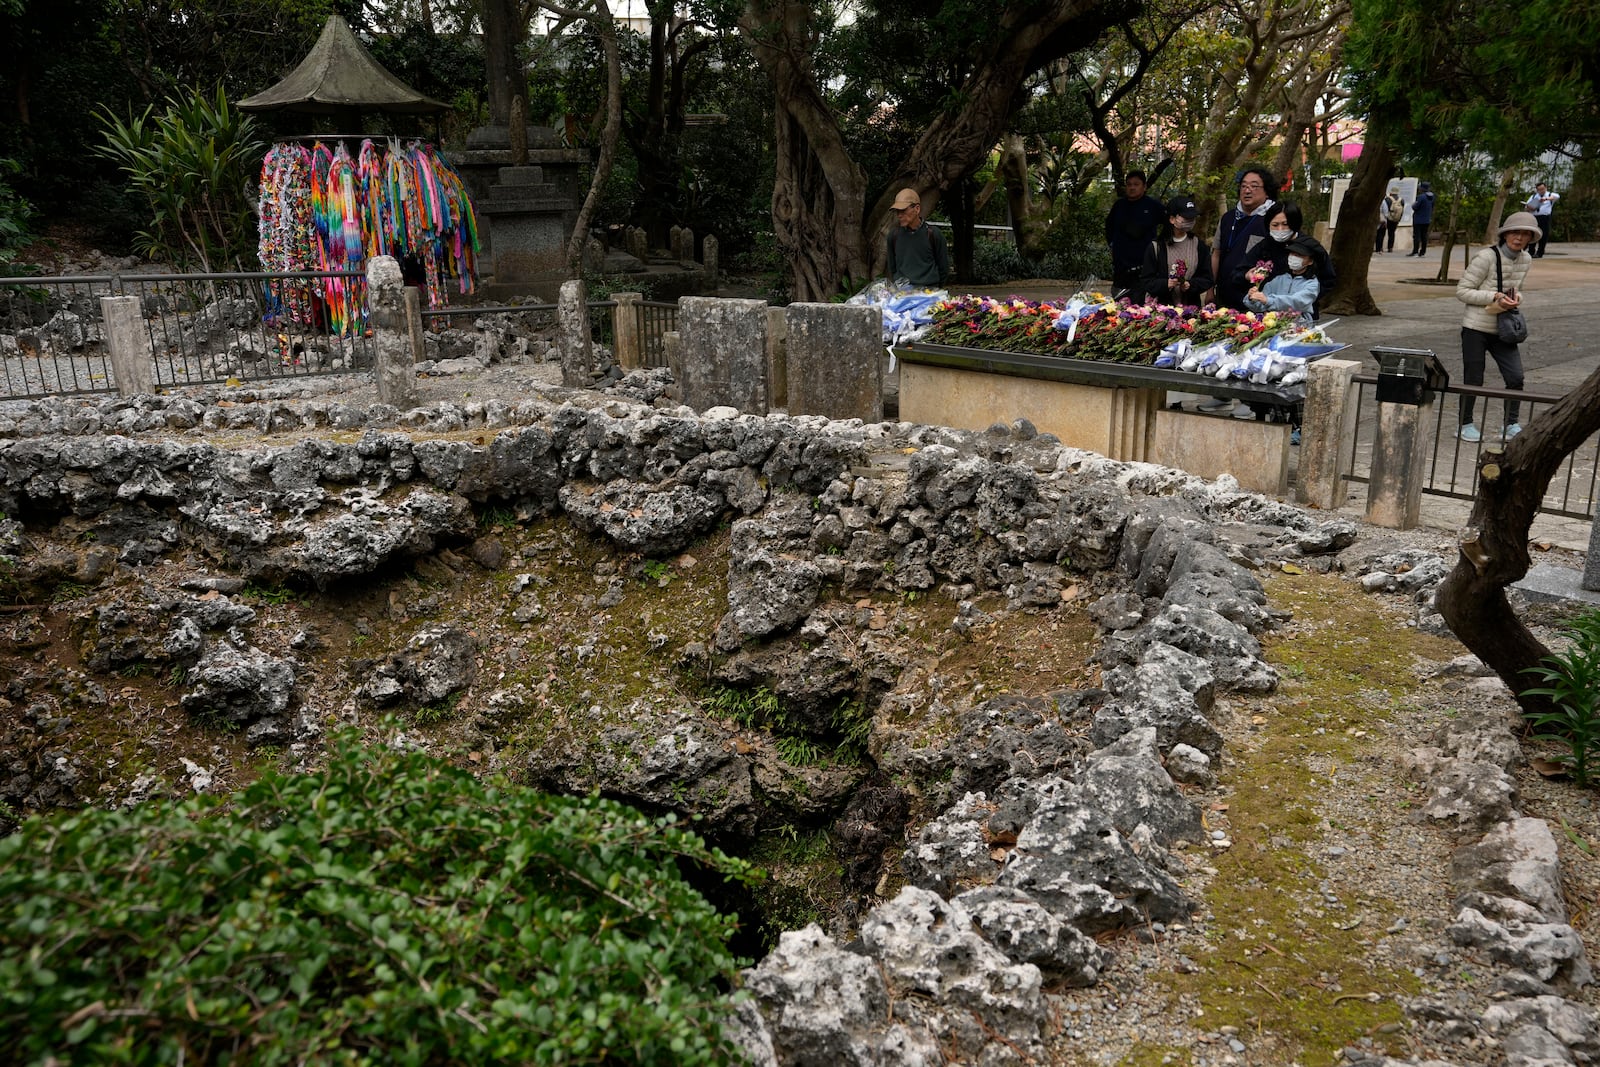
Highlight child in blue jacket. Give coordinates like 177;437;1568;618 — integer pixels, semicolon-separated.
1244;238;1320;325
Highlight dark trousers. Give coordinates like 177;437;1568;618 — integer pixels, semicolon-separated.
1535;215;1551;257
1411;223;1431;255
1459;327;1524;427
1383;220;1400;251
1375;222;1386;252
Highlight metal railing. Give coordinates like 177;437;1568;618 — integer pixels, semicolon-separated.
636;300;678;369
1;271;376;399
1343;375;1600;520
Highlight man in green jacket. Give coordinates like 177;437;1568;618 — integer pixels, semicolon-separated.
886;188;950;287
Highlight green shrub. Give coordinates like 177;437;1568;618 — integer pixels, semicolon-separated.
0;732;757;1065
95;87;263;272
1521;608;1600;787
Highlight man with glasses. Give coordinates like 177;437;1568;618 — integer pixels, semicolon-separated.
886;188;950;287
1211;166;1278;310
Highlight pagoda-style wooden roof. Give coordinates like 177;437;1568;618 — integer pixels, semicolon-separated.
239;15;446;115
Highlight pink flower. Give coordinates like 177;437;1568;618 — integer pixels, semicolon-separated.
1246;259;1275;285
1169;260;1187;281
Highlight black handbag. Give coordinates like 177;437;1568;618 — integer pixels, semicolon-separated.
1491;248;1529;344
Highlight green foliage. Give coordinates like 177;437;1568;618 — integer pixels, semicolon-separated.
0;732;756;1065
1348;0;1600;164
1521;609;1600;787
95;87;264;271
0;158;35;272
241;582;295;605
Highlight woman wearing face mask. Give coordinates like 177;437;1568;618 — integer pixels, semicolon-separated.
1234;202;1336;319
1135;193;1215;305
1244;238;1321;325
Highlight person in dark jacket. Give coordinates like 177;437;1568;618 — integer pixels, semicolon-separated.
885;187;950;286
1104;170;1166;297
1409;181;1436;257
1211;166;1277;310
1135;193;1215;306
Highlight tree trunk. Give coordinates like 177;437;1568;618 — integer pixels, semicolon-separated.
482;0;527;127
742;0;870;301
746;0;1102;299
1436;368;1600;712
1483;166;1518;244
1319;131;1393;316
565;0;622;276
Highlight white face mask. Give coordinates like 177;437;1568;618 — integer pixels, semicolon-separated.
1287;255;1307;271
1173;218;1194;232
1269;229;1292;242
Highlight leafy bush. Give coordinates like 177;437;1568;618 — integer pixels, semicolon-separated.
0;158;35;274
95;87;263;272
0;733;757;1065
1521;608;1600;787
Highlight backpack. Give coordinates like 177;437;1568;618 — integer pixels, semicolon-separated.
1385;194;1403;221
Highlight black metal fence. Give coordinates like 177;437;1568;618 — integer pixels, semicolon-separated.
636;300;678;369
1;271;375;399
1344;375;1600;520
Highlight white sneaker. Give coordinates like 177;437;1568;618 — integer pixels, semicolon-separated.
1504;423;1522;438
1459;424;1481;442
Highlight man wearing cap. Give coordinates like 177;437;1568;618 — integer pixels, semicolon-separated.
1212;166;1277;310
1454;211;1539;441
1136;193;1214;305
1104;170;1166;296
886;188;950;287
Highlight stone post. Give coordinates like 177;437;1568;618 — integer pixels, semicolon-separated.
1583;506;1600;592
629;227;648;262
1365;393;1437;529
785;303;883;422
663;330;681;394
669;226;683;262
558;279;593;387
766;306;788;411
612;292;643;371
678;227;695;265
100;295;153;398
675;297;769;413
703;235;719;283
1296;358;1360;510
366;256;419;410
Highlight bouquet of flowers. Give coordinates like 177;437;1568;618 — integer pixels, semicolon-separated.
1245;259;1275;285
920;293;1305;371
1169;260;1188;283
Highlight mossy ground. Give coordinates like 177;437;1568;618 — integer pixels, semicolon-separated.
1078;570;1469;1067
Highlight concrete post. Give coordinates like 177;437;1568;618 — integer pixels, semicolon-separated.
612;292;643;371
1296;358;1360;510
663;330;681;392
1365;394;1437;529
766;306;788;411
100;295;153;398
785;303;883;422
703;235;719;283
678;227;695;265
1583;504;1600;592
558;278;593;388
366;256;419;410
675;297;769;414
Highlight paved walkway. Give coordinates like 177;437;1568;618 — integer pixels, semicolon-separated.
1330;239;1600;551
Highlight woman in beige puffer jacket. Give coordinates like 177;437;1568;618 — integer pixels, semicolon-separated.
1454;211;1539;441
